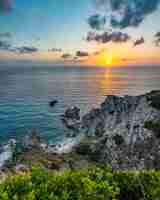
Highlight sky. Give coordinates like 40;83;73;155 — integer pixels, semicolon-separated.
0;0;160;67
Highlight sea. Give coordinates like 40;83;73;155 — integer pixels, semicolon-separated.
0;65;160;145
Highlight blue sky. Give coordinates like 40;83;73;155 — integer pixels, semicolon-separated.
0;0;160;66
0;0;91;50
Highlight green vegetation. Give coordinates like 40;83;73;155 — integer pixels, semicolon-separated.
113;135;124;145
144;121;160;138
0;167;160;200
147;91;160;110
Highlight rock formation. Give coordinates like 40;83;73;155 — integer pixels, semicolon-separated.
69;91;160;170
49;100;58;107
1;91;160;172
61;106;81;136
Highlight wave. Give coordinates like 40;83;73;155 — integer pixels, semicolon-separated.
47;134;84;154
0;139;16;168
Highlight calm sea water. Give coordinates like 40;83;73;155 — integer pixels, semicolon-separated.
0;65;160;144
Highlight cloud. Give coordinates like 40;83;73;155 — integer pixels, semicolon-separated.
88;14;106;30
49;48;62;52
134;37;145;46
86;31;130;43
92;49;106;55
0;0;13;13
0;32;12;38
61;53;72;59
76;51;89;57
92;0;160;29
154;31;160;46
0;40;11;50
0;32;12;51
155;32;160;37
15;46;39;54
93;51;100;55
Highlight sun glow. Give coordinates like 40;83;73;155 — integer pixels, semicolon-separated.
106;55;113;66
97;51;114;67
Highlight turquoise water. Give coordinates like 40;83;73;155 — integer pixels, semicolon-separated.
0;65;160;144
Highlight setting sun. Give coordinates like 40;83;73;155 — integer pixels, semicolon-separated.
96;51;114;67
106;55;113;66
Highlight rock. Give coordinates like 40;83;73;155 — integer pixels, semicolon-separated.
63;118;80;132
64;106;80;120
62;106;81;136
74;91;160;170
82;92;160;144
15;164;28;173
113;134;125;146
49;100;58;107
23;130;42;150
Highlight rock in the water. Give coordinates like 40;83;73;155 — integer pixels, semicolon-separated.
49;100;58;107
23;130;42;150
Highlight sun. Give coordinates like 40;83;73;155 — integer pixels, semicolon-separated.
106;55;113;66
89;50;115;67
101;51;113;67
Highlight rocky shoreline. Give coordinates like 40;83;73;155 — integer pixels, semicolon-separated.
0;90;160;178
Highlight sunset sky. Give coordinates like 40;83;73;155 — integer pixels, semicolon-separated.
0;0;160;67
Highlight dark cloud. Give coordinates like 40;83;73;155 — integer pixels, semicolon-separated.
86;31;130;43
154;31;160;46
93;51;100;55
92;0;160;29
0;40;11;50
88;14;106;30
76;51;89;57
155;38;160;46
92;49;105;55
49;48;62;52
134;37;145;46
0;32;12;38
61;53;72;59
155;32;160;37
0;0;13;13
15;46;39;54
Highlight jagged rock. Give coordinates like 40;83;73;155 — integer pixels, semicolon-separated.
82;92;160;144
64;106;80;120
62;106;81;136
23;130;42;150
75;91;160;170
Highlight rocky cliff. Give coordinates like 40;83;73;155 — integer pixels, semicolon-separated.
1;91;160;175
64;91;160;170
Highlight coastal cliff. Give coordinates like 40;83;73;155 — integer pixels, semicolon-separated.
1;91;160;175
64;91;160;170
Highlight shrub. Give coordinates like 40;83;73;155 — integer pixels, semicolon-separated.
0;168;160;200
147;91;160;110
113;135;124;146
144;121;160;138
